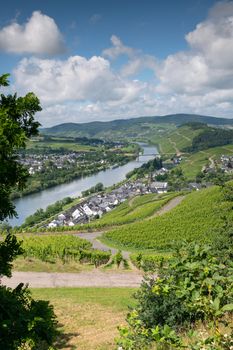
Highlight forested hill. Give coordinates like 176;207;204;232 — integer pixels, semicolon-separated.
41;113;233;138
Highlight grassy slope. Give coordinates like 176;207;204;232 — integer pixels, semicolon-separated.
32;288;135;350
102;186;233;251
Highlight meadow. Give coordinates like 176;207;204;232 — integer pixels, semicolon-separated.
32;287;135;350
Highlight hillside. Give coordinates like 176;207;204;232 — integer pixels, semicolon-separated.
151;123;205;154
41;114;233;139
101;185;233;251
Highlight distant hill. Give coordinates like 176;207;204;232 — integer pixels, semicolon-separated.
41;114;233;138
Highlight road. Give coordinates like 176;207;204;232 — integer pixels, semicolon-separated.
2;271;144;288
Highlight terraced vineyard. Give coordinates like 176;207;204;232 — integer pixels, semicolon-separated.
102;186;233;251
152;125;202;155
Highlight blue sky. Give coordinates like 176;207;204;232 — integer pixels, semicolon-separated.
1;0;233;126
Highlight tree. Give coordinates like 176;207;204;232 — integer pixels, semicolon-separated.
0;74;58;349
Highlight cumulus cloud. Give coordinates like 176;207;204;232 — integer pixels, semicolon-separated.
0;11;65;55
13;55;144;105
11;2;233;125
103;35;136;59
155;1;233;99
103;35;158;77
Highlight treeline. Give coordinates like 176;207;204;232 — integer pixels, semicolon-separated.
126;157;162;179
81;182;104;197
183;126;233;152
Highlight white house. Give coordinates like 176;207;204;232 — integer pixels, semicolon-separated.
82;204;93;217
150;181;168;194
72;209;82;220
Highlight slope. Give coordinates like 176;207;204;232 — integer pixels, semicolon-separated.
101;185;233;251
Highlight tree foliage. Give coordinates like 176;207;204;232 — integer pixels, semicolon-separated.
117;242;233;349
0;74;58;349
0;74;41;220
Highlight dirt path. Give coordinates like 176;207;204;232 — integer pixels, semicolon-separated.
146;195;185;219
168;138;181;156
2;271;143;288
74;232;131;259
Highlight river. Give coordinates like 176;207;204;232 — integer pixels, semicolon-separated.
9;144;158;226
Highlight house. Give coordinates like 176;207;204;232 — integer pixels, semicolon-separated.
48;220;59;228
82;204;93;217
58;213;66;221
189;182;202;191
72;208;82;220
150;181;168;193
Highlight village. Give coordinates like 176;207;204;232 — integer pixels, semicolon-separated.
46;175;169;228
220;154;233;172
19;152;85;175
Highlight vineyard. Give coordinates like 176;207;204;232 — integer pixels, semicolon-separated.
82;192;178;229
21;235;111;267
152;125;202;155
102;186;233;251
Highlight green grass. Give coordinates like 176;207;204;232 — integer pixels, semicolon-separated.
32;287;136;311
102;186;233;251
32;288;136;350
13;256;94;273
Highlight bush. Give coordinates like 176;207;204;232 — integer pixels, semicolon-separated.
117;242;233;349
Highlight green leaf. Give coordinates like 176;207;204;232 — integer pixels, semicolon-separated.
222;303;233;312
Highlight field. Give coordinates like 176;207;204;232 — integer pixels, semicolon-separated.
32;287;135;350
102;186;233;251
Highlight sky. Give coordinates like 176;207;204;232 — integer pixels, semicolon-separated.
1;0;233;127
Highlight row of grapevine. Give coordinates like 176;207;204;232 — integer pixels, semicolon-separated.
102;186;233;251
21;235;111;266
130;252;172;271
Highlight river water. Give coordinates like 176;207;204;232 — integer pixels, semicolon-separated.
9;144;158;226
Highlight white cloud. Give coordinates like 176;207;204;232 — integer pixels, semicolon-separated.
0;11;65;55
103;35;158;77
13;55;144;105
103;35;136;59
155;1;233;97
